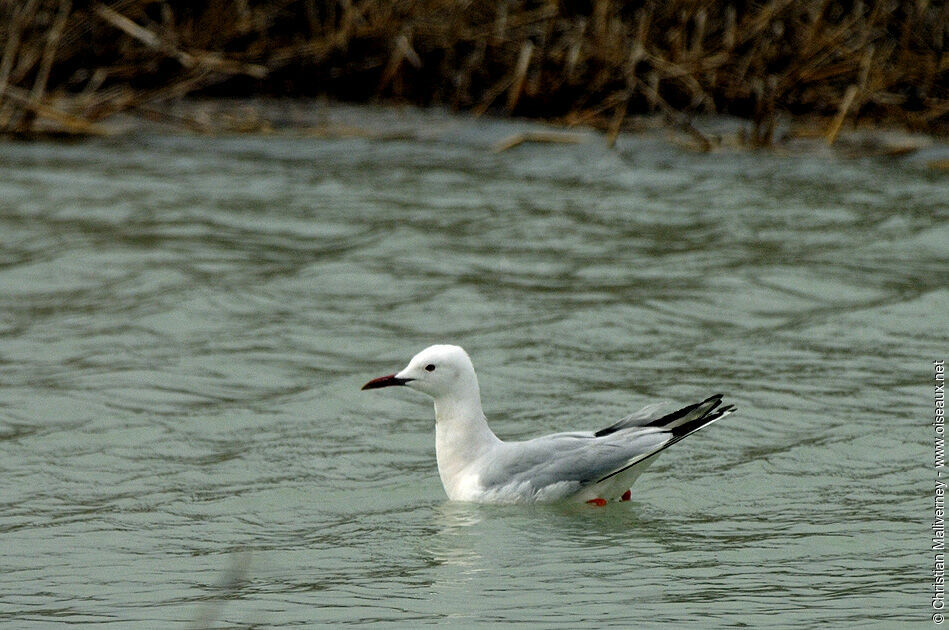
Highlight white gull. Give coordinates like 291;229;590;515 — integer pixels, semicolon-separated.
362;344;735;505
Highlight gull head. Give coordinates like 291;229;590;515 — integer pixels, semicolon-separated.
362;344;478;401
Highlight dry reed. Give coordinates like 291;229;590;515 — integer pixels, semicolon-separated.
0;0;945;144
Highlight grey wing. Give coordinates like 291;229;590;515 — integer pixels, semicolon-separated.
592;394;736;483
478;394;736;499
478;430;670;496
590;401;670;437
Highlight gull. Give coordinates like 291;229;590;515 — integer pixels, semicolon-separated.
362;345;735;505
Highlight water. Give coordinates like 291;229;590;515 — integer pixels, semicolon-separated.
0;106;944;627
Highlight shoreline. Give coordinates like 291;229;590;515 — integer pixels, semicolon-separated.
11;97;948;169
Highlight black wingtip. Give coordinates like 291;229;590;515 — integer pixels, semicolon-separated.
642;394;718;429
593;395;736;484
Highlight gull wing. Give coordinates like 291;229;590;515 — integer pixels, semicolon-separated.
477;394;735;500
593;394;735;484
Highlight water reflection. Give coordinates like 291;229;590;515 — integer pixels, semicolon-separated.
426;502;486;574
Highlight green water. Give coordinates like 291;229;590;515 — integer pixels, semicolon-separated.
0;107;944;627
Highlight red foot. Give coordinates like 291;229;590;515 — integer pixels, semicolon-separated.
621;489;631;502
586;498;607;507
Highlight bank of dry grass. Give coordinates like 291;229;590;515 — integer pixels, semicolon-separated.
1;1;946;144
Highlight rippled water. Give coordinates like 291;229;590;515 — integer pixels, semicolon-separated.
0;107;944;627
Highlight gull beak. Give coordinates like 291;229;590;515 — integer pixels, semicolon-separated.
361;374;412;390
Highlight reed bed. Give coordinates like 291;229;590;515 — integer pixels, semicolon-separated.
0;0;946;144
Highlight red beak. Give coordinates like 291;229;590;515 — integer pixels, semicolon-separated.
361;374;412;390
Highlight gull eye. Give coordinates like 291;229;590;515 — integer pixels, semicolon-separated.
425;364;436;372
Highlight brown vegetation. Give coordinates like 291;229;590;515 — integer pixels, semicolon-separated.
0;1;946;144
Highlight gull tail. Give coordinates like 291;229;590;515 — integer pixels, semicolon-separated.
595;394;736;484
645;393;736;439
